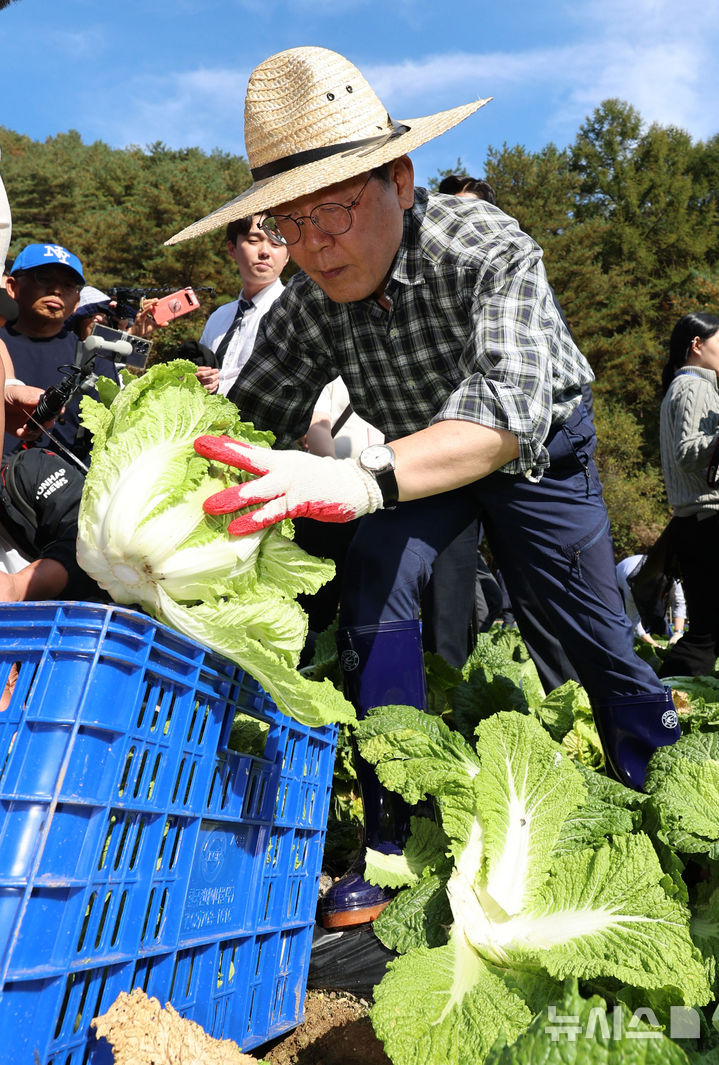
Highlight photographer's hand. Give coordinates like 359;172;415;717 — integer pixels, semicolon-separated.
131;298;163;339
4;381;56;439
1;342;62;440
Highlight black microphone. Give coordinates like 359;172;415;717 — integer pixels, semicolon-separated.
34;375;80;423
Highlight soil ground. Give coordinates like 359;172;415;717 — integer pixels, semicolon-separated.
94;987;391;1065
257;990;391;1065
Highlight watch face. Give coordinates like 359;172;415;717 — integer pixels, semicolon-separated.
361;445;393;472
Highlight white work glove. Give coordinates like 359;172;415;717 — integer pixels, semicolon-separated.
195;435;383;535
668;631;683;646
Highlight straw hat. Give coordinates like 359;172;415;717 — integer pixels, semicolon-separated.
165;46;491;245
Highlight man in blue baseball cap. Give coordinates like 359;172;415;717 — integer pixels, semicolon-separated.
11;242;85;282
5;243;84;338
4;243;83;338
0;242;118;464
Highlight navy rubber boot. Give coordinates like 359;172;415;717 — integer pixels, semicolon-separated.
319;619;427;929
593;687;681;791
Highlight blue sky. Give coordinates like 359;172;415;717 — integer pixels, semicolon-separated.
2;0;718;187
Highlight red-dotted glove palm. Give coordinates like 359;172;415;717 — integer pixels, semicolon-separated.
195;435;384;535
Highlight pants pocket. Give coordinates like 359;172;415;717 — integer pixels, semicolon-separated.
560;514;624;614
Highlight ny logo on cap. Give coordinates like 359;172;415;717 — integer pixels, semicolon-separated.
43;244;71;264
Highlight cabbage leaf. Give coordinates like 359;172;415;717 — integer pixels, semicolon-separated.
644;732;719;858
485;980;698;1065
77;360;354;727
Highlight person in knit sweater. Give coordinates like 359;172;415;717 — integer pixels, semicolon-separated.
658;311;719;677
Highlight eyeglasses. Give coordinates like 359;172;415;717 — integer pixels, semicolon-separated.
18;268;82;294
260;172;373;246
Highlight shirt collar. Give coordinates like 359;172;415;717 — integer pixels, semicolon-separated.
387;187;432;293
239;277;284;313
3;322;70;342
676;366;719;388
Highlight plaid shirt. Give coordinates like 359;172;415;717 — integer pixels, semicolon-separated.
229;189;594;478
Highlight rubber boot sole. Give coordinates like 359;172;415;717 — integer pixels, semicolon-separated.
320;898;392;929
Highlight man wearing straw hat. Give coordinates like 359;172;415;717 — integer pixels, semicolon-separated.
169;46;678;926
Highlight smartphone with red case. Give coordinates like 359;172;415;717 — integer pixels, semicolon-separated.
151;287;201;325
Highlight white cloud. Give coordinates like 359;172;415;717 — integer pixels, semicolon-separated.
560;0;719;139
566;41;706;136
571;0;719;38
109;67;252;152
365;49;565;108
364;31;718;146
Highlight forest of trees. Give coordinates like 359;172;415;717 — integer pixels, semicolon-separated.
2;98;719;555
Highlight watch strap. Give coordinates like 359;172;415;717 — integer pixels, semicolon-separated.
375;465;398;509
359;445;399;509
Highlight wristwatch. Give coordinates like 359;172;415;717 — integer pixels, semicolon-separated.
358;444;398;509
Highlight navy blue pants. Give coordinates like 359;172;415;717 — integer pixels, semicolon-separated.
338;405;662;704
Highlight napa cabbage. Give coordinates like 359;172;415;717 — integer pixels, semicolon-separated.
77;360;354;727
355;707;711;1065
644;731;719;859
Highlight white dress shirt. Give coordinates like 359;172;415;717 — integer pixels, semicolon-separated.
312;376;385;459
199;277;284;397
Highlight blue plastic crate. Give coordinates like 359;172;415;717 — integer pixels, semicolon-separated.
0;602;337;1065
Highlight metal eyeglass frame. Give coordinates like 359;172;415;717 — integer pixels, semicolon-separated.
259;172;374;246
